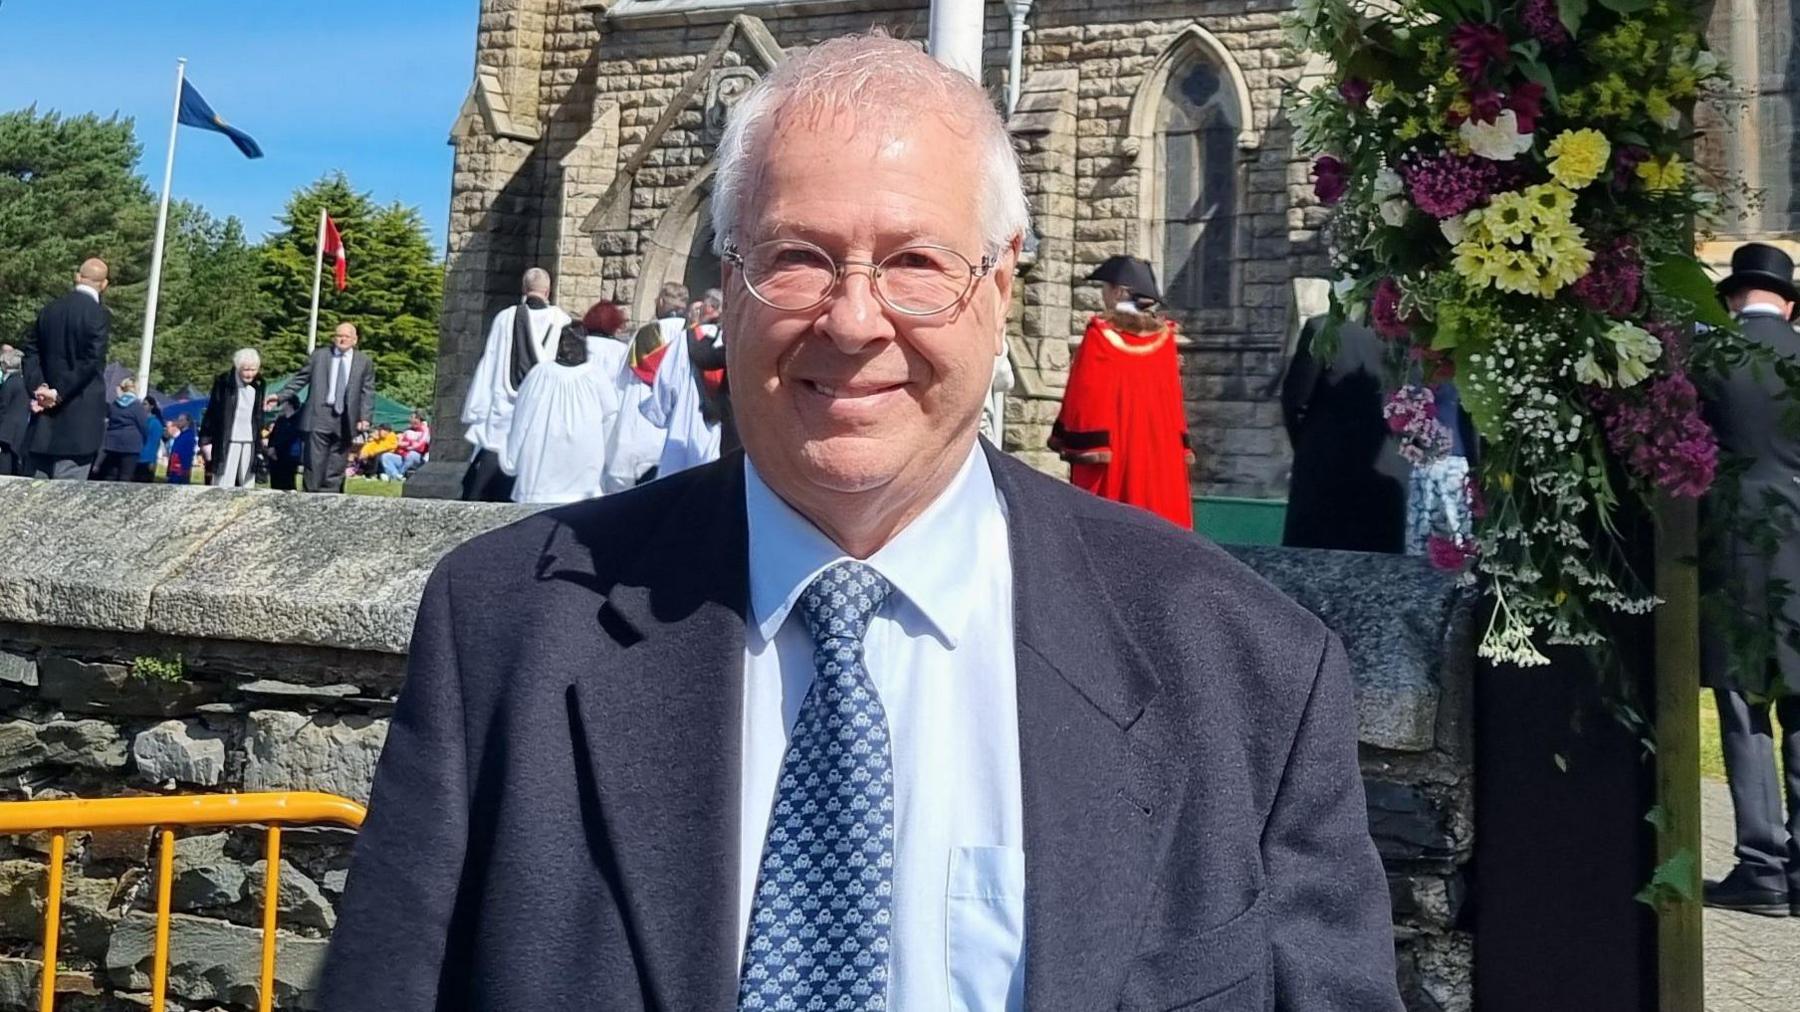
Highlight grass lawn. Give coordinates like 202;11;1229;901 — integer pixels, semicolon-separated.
1700;689;1725;782
345;476;402;497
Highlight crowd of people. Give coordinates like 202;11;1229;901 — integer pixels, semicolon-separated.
0;266;431;492
459;269;735;505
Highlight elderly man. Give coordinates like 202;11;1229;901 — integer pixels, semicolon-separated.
323;34;1400;1011
286;322;374;493
21;259;112;479
460;267;573;502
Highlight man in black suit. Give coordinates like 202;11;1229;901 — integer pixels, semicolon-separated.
20;259;111;479
324;34;1399;1011
1702;242;1800;917
0;346;29;476
284;322;374;493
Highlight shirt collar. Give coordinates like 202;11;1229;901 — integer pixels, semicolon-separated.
75;284;100;302
744;443;998;649
1738;304;1790;319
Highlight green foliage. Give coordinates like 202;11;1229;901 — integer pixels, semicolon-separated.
0;107;156;345
1634;849;1698;910
258;173;443;400
131;653;185;683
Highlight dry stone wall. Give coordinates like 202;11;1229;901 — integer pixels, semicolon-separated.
437;0;1330;496
0;476;1469;1010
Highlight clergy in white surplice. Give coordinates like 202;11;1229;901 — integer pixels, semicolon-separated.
501;323;623;505
459;267;572;501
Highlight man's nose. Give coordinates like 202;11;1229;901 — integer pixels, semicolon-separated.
816;265;895;354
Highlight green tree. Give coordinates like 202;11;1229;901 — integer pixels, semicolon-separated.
259;173;443;407
0;106;155;346
111;202;274;394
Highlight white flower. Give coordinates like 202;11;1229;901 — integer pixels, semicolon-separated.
1605;322;1663;388
1373;166;1405;200
1440;211;1476;245
1380;197;1411;227
1459;110;1534;161
1694;51;1720;77
1573;352;1611;387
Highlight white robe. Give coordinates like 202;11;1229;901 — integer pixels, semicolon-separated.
642;322;721;480
500;355;622;505
460;303;573;453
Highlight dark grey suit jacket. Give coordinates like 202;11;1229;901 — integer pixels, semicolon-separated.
321;445;1400;1011
287;346;375;435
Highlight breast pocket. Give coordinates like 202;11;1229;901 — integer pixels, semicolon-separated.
1116;896;1268;1012
946;845;1026;1012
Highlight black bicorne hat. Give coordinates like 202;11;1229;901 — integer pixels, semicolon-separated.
1716;243;1799;317
1087;255;1162;305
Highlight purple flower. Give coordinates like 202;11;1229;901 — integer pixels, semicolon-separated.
1506;82;1547;134
1467;87;1505;124
1613;145;1651;190
1402;151;1505;219
1383;386;1454;464
1427;534;1478;572
1450;23;1512;80
1592;369;1719;497
1339;78;1372;108
1371;278;1414;340
1571;238;1644;318
1520;0;1572;49
1313;155;1350;205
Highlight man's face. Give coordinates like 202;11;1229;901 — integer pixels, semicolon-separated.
333;327;358;352
723;112;1016;509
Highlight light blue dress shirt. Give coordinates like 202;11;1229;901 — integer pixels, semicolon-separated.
740;445;1026;1011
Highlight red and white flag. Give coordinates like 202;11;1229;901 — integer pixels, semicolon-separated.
323;214;348;291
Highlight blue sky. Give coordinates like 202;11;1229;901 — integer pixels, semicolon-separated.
0;1;479;250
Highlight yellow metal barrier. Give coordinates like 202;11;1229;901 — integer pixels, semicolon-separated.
0;792;367;1012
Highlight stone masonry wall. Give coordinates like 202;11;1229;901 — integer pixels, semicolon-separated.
0;475;1471;1009
435;0;1329;496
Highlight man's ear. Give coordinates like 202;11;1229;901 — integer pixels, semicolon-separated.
988;234;1024;356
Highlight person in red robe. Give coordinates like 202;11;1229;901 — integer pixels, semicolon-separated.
1049;255;1194;528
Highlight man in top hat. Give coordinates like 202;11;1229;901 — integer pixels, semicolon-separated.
1702;242;1800;916
1049;254;1194;528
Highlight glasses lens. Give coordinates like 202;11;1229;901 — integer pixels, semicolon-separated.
877;245;974;315
743;241;836;311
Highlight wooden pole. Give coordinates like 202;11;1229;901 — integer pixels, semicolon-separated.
1654;491;1703;1011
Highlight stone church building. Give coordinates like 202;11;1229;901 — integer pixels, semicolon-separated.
432;0;1797;502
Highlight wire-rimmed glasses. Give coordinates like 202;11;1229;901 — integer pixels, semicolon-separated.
722;238;996;317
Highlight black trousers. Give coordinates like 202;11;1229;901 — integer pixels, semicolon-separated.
460;449;516;503
304;423;351;494
94;451;137;482
1717;689;1800;890
0;447;19;477
269;456;300;492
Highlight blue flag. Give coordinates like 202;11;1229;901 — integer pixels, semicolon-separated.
177;79;263;159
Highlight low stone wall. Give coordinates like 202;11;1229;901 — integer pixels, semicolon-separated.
0;477;1473;1011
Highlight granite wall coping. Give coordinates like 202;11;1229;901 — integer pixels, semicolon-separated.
0;477;1472;753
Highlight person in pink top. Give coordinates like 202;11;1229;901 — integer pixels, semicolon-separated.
379;412;431;481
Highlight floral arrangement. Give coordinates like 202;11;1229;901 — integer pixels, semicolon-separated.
1285;0;1746;665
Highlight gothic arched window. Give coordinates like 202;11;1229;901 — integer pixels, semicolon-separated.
1157;59;1242;313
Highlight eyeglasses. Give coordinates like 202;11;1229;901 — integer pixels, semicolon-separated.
722;238;996;317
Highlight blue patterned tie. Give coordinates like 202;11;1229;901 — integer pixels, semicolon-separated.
739;561;897;1011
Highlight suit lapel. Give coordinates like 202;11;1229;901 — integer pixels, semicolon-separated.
986;446;1171;1008
559;458;750;1010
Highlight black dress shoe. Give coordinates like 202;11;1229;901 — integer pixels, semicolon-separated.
1705;866;1791;916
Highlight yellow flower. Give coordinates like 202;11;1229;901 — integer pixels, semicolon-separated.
1644;89;1680;131
1636;154;1687;192
1485;192;1534;243
1546;131;1612;189
1525;182;1579;222
1452;241;1493;283
1372;81;1399;105
1397;117;1425;142
1489;250;1541;295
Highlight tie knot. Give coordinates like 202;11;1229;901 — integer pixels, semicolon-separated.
798;561;892;651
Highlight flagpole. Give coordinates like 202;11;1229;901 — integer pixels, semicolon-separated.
136;57;186;396
307;208;326;354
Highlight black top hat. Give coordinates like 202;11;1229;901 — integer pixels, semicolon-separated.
1087;255;1161;305
1716;243;1799;315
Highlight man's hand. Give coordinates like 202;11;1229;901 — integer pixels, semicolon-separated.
32;385;58;410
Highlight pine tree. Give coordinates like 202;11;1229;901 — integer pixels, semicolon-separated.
0;107;156;346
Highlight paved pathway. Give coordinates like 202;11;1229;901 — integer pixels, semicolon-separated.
1704;777;1800;1011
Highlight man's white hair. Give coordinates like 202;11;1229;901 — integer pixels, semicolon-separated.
522;267;552;295
232;348;261;369
711;33;1030;257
